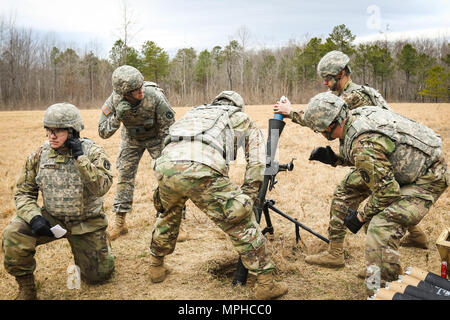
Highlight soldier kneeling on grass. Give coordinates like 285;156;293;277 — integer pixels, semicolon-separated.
148;90;288;300
2;103;115;300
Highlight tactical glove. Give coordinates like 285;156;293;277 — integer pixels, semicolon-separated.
309;146;338;166
344;208;364;234
30;215;54;237
66;137;83;159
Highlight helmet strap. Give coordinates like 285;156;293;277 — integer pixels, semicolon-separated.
68;128;80;139
324;121;338;141
331;73;342;92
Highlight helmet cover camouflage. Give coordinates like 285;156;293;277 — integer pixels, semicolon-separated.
112;65;144;95
304;92;347;132
317;50;351;78
212;90;245;109
43;102;84;132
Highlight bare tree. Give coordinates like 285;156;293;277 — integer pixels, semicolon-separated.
234;25;252;92
114;0;140;65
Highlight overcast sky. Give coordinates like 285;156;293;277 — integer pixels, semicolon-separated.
2;0;449;58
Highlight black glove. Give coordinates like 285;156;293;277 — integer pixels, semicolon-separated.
344;208;364;234
309;146;338;166
66;137;83;159
30;216;54;237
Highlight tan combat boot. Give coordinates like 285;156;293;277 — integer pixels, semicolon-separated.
149;255;170;283
357;267;366;279
15;274;37;300
400;225;428;249
254;272;288;300
109;212;128;240
305;241;345;268
177;227;190;242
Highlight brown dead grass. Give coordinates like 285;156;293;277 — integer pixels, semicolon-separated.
0;103;449;300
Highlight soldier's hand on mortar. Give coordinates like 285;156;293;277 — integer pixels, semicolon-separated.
309;146;338;166
273;96;291;116
66;137;83;159
30;216;54;237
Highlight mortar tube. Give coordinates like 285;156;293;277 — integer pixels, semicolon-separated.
406;266;450;291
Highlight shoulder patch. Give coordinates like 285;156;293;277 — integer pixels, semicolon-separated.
103;159;111;170
359;169;371;184
102;104;111;116
165;111;174;119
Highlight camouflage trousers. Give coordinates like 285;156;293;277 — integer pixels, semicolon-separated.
2;213;115;284
365;159;448;287
328;159;448;286
113;138;162;213
150;160;276;275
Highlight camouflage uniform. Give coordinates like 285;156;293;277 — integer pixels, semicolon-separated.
2;103;115;287
98;65;175;214
304;94;449;288
150;91;276;275
289;80;385;126
289;50;390;126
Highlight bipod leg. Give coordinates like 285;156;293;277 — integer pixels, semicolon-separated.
267;202;329;244
295;222;301;244
261;200;274;236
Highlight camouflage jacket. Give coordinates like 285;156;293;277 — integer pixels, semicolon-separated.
14;139;113;233
339;113;444;221
98;81;175;145
289;80;375;126
156;110;265;198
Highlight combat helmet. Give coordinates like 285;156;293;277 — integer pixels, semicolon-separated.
317;50;351;78
43;102;84;132
112;65;144;95
303;92;347;132
212;91;245;109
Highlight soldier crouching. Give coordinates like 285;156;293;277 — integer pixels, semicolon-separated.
148;91;288;300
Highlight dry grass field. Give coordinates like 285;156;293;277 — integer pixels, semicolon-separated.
0;103;448;300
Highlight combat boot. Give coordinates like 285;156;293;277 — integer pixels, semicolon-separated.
15;274;37;300
177;228;190;242
109;212;128;240
357;267;366;279
149;255;170;283
254;272;288;300
400;225;428;249
305;241;345;268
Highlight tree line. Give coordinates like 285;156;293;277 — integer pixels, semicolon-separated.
0;19;448;111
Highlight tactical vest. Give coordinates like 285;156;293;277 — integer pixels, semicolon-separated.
35;139;104;223
341;106;442;185
351;83;392;111
120;82;163;139
164;104;241;161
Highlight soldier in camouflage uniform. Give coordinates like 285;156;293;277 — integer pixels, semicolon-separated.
148;91;288;300
274;50;392;127
98;65;175;240
2;103;115;300
302;92;448;294
274;51;428;269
